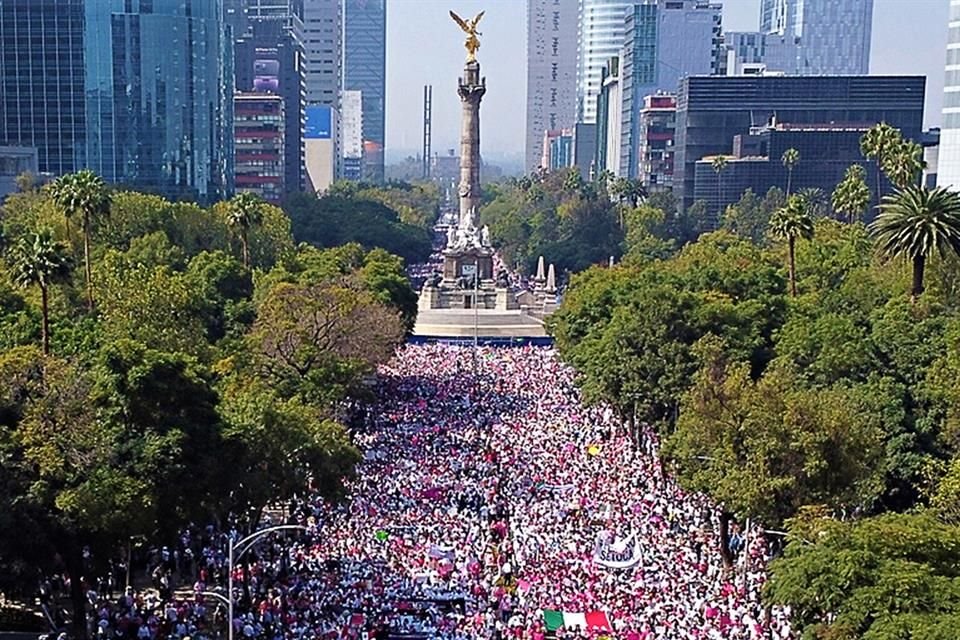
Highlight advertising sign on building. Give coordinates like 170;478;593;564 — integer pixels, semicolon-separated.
305;106;333;139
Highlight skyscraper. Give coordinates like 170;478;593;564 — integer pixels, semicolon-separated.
303;0;342;108
525;0;579;174
235;1;307;194
0;0;86;176
84;0;233;203
759;0;873;74
939;0;960;190
576;0;633;124
344;0;386;183
341;90;364;181
594;57;622;176
618;0;720;178
234;93;285;203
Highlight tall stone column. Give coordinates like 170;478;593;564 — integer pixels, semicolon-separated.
457;60;486;231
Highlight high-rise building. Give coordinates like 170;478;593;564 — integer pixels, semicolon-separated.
84;0;233;203
542;129;574;171
525;0;579;174
719;31;797;76
235;2;307;194
939;0;960;190
235;94;285;203
693;125;884;229
576;0;633;124
674;75;926;215
344;0;386;182
618;0;720;178
304;105;339;192
341;90;364;181
0;0;86;176
303;0;342;108
594;57;622;176
759;0;873;75
636;94;676;192
573;123;598;177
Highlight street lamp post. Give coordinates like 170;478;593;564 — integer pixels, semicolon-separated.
473;271;479;350
227;525;307;640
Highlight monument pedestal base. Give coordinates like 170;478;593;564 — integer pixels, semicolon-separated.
420;245;520;311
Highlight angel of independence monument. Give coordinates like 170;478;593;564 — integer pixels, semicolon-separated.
414;10;557;340
435;10;499;307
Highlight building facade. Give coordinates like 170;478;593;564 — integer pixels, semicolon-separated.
619;0;720;178
542;129;574;171
693;126;889;229
759;0;873;75
594;57;622;176
939;0;960;190
636;93;676;192
525;0;579;174
84;0;233;203
235;4;307;194
341;90;364;181
573;123;597;178
234;94;285;203
304;105;338;192
674;75;926;213
0;0;86;176
303;0;342;108
344;0;386;182
0;146;40;199
576;0;633;124
719;31;797;76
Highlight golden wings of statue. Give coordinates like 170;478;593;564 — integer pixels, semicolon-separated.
450;10;484;62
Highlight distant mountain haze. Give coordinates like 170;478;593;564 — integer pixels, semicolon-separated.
386;0;948;157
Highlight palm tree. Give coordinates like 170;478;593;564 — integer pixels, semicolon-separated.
560;169;583;195
883;139;925;190
768;194;815;297
860;123;902;210
870;186;960;301
781;148;800;195
796;187;827;219
10;229;72;355
711;155;729;224
595;169;615;197
227;192;266;268
831;164;872;223
49;169;111;311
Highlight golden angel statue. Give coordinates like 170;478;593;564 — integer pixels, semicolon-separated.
450;10;484;62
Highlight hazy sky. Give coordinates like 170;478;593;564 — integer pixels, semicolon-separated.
385;0;949;157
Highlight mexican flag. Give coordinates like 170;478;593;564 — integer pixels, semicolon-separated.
542;609;612;632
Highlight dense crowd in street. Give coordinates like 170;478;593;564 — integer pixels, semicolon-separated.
47;344;791;640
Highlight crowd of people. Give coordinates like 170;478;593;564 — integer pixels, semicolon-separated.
49;344;792;640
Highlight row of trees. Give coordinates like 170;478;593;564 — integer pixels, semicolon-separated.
550;178;960;636
711;122;926;225
283;180;438;265
0;174;415;637
479;168;692;276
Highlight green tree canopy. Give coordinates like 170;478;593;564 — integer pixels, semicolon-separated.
765;509;960;640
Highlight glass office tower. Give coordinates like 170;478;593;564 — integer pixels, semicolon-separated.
84;0;233;203
759;0;873;75
0;0;86;175
576;0;633;124
344;0;385;183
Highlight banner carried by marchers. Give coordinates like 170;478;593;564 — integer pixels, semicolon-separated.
542;609;612;632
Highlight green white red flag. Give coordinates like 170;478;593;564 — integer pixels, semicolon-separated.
542;609;611;632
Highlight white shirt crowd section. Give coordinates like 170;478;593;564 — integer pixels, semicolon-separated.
290;344;793;639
